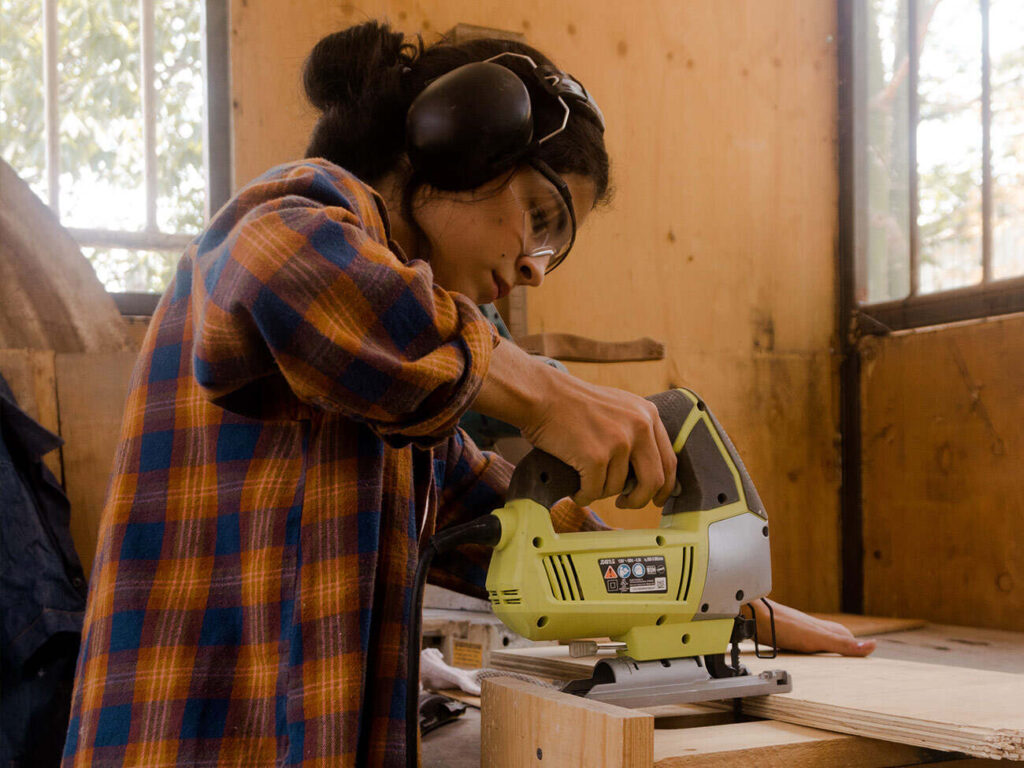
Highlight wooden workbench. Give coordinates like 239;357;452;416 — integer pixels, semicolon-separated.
469;622;1024;767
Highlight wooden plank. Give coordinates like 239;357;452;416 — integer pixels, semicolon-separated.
515;333;666;363
653;720;946;767
489;644;598;679
810;613;927;637
56;351;138;574
481;677;653;768
489;646;1024;760
860;316;1024;633
0;348;62;481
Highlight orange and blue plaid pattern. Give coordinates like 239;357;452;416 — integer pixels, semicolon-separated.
62;160;600;766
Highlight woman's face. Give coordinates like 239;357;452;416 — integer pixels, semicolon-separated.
413;168;597;304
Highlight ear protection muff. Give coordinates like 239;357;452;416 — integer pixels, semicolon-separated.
406;62;534;190
405;53;604;191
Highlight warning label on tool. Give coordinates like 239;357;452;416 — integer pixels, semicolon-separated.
598;555;668;594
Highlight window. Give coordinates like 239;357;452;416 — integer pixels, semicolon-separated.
0;0;229;309
849;0;1024;329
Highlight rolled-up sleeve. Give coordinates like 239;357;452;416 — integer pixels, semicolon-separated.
189;162;496;446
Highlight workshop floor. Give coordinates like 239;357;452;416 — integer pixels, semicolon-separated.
422;707;482;768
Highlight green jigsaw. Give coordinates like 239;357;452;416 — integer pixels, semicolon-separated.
484;388;793;707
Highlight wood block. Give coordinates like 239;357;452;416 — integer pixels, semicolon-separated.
482;677;653;768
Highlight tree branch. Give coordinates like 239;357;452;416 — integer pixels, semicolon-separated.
870;0;943;113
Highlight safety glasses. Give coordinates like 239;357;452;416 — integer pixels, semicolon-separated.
480;51;594;272
508;159;577;274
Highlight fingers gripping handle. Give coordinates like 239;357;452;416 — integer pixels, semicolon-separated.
505;389;693;508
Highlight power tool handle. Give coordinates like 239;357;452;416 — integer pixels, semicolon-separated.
505;389;692;509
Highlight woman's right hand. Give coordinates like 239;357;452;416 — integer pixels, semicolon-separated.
473;338;677;509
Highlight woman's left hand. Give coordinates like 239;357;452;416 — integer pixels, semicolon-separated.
752;600;876;656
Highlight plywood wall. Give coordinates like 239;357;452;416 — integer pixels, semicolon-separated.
861;314;1024;631
230;1;841;611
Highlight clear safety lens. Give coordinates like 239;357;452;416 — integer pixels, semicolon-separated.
509;169;574;272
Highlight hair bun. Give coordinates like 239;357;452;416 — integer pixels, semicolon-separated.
303;20;412;112
303;21;418;181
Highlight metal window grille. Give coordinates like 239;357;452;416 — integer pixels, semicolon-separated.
848;0;1024;332
38;0;230;311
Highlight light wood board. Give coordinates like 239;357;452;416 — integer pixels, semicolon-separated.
489;646;1024;760
860;318;1024;633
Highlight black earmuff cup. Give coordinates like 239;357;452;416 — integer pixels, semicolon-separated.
406;62;534;190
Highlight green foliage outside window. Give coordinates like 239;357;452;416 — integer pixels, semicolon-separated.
1;0;205;293
864;0;1024;304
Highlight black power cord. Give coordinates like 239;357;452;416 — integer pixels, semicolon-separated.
406;514;502;768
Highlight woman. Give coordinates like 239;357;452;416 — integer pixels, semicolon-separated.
63;21;871;767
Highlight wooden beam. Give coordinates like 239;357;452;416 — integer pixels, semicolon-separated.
481;677;653;768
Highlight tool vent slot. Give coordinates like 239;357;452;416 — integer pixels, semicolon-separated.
675;546;696;602
489;589;522;605
543;555;585;601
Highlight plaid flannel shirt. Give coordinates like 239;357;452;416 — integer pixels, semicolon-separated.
62;160;602;767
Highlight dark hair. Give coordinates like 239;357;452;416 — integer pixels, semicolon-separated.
302;21;611;204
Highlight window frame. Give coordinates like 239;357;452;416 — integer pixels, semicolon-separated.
846;0;1024;333
38;0;231;315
